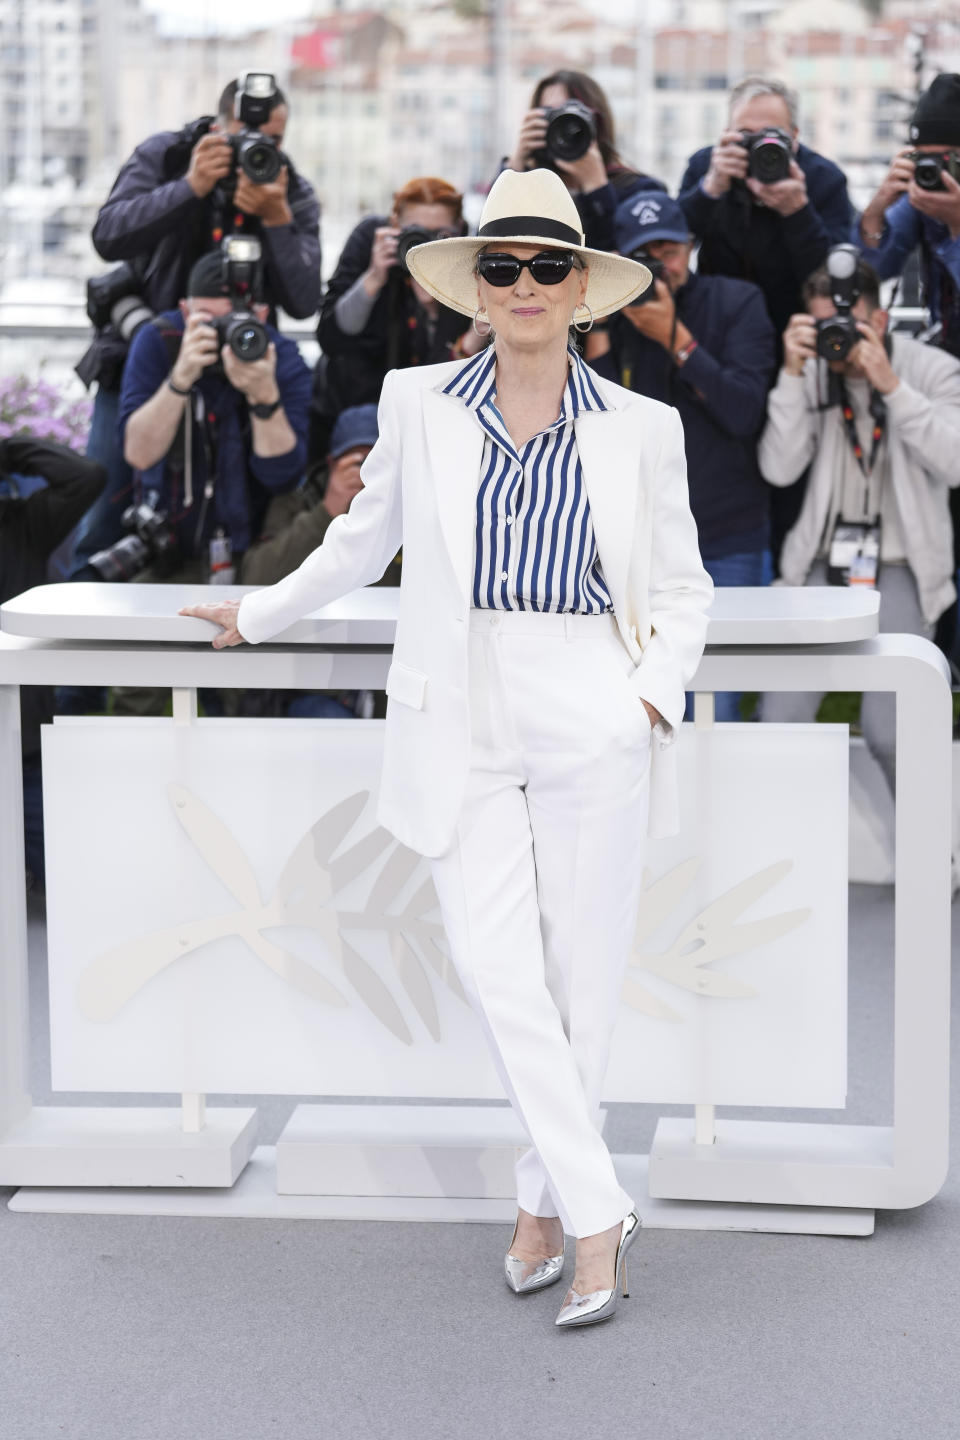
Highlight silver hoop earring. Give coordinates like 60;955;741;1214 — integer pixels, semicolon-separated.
473;306;493;337
573;303;594;334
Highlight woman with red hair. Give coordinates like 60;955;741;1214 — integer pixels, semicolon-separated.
312;177;486;462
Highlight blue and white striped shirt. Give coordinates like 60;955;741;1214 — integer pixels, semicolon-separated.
442;344;614;613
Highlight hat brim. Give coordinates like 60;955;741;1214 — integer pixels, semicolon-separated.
624;227;692;249
404;236;652;321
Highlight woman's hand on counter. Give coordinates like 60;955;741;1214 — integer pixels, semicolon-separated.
178;597;246;648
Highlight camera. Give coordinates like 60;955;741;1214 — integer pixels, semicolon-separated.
206;235;269;364
394;225;455;272
910;149;960;192
86;262;155;343
221;70;288;187
625;252;669;307
86;494;180;583
535;100;596;166
815;244;861;363
227;129;284;185
740;126;792;185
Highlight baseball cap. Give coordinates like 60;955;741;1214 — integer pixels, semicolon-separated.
329;404;379;460
614;192;692;256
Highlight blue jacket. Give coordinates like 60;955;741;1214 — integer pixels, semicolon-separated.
853;197;960;357
590;270;777;558
118;311;311;557
678;142;854;338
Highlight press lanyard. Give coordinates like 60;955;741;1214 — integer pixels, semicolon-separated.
837;378;886;520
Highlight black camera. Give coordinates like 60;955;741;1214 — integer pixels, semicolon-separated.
221;70;288;187
740;126;792;184
227;129;284;185
206;235;269;364
625;252;669;307
815;244;862;363
535;100;596;166
394;225;456;272
910;149;960;192
86;262;155;343
86;494;180;583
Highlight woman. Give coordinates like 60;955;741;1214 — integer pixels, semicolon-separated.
502;69;666;252
310;176;485;464
180;168;714;1330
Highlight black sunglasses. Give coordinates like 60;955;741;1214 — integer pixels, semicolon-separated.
476;251;580;286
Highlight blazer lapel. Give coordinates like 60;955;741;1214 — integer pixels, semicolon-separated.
574;404;643;622
422;387;486;612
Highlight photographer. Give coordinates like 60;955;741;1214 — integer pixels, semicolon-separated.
73;71;320;570
117;247;310;585
678;78;853;340
241;404;400;721
678;76;853;568
313;177;481;464
759;254;960;795
501;69;665;253
857;75;960;359
0;439;106;887
588;192;776;720
106;247;309;716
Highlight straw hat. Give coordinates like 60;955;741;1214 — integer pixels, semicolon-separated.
404;168;652;321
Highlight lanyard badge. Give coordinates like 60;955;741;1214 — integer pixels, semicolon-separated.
827;518;882;587
827;379;886;588
209;528;235;585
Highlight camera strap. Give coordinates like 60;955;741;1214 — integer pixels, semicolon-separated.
827;378;887;589
836;376;886;486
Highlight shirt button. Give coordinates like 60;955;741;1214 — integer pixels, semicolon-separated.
501;570;508;581
506;516;514;525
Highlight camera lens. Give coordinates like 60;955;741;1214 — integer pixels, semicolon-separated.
548;116;589;160
86;534;151;583
914;155;945;191
816;318;857;362
545;103;595;162
224;313;268;362
110;294;154;344
749;136;791;184
238;134;282;185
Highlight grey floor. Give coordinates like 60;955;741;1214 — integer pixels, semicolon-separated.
1;884;958;1440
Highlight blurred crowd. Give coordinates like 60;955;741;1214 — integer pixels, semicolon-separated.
5;65;960;889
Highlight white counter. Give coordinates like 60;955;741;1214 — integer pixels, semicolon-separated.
0;582;880;648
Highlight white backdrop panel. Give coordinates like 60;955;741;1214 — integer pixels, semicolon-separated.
43;718;847;1106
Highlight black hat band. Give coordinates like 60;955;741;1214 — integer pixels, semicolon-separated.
478;215;582;245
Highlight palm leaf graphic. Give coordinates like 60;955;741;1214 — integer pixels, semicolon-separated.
627;858;811;1005
328;826;394;895
632;857;701;951
340;937;414;1045
367;843;422;915
390;931;442;1040
404;877;441;921
169;783;261;909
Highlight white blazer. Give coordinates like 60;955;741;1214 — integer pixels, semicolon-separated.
238;359;714;858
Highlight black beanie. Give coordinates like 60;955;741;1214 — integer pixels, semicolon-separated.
910;73;960;147
186;250;229;299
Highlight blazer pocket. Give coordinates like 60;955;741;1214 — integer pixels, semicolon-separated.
385;661;427;711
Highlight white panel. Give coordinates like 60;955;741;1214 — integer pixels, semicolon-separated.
605;723;848;1108
43;718;847;1109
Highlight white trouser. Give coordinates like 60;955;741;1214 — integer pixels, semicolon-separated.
427;607;652;1238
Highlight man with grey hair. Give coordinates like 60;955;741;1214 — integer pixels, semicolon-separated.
679;77;853;339
678;76;854;563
